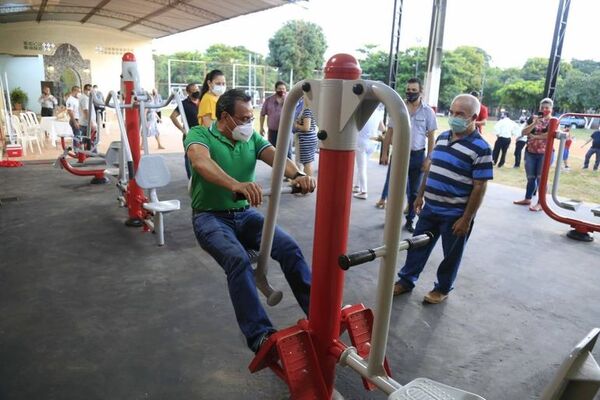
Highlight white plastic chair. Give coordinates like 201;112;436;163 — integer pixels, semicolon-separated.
135;154;180;246
11;115;42;155
20;112;45;145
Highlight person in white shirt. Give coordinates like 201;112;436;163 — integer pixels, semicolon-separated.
79;84;97;149
38;86;58;116
353;104;385;200
65;86;81;148
492;113;521;168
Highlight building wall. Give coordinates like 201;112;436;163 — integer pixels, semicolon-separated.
0;55;45;113
0;21;155;113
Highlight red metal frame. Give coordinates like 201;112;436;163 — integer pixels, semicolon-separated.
122;53;148;227
57;154;106;181
539;114;600;235
249;54;393;399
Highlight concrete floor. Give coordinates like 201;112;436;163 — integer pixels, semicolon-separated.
1;153;600;400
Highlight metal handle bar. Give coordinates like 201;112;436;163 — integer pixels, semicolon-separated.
338;232;433;270
231;185;301;201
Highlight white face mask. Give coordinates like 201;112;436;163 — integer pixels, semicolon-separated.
212;84;226;96
230;118;254;142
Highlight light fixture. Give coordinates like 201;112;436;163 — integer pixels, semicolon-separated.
47;65;54;73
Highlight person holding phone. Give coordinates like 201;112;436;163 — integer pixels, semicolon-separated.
513;98;554;211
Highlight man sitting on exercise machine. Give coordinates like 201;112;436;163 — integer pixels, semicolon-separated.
185;89;315;353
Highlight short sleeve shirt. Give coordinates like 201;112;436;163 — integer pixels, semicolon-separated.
184;122;272;211
198;92;218;122
525;116;550;154
260;94;284;131
79;94;94;126
387;102;437;151
66;95;80;120
174;98;199;130
476;104;489;133
591;131;600;149
423;129;493;218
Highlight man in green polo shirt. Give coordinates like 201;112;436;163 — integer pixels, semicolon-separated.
185;89;315;353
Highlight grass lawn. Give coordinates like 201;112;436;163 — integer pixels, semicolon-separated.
436;117;600;204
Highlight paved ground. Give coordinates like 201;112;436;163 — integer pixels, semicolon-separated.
1;143;600;399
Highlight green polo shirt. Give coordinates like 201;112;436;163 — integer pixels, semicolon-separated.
184;122;272;211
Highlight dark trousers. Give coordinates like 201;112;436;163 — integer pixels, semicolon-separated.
41;107;54;117
397;211;474;294
492;137;511;167
406;150;425;222
584;148;600;170
513;140;527;168
268;129;292;159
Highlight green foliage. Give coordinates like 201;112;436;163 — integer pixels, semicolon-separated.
357;45;389;82
497;79;544;111
10;87;28;109
556;69;600;112
267;20;327;80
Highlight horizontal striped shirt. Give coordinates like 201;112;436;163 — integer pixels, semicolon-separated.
423;129;493;218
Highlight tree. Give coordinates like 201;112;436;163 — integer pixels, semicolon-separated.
357;44;389;82
267;20;327;81
497;79;544;112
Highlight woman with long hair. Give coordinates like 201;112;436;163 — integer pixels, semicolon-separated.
197;69;226;127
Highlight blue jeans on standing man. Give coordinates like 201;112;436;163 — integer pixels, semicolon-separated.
524;151;545;199
397;209;473;294
193;208;311;352
381;150;425;223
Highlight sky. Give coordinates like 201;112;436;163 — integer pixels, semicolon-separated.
153;0;600;69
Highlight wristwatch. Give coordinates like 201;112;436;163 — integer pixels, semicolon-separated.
292;171;307;180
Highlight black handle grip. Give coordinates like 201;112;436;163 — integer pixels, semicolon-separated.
338;249;377;270
127;161;134;180
232;185;301;201
406;232;433;250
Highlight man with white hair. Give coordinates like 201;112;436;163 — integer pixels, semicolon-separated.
393;93;493;304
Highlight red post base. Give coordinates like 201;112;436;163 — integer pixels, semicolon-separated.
249;305;392;399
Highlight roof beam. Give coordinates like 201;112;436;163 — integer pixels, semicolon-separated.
119;0;183;32
143;0;224;21
80;0;112;24
36;0;48;22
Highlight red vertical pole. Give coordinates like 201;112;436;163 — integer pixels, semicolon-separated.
122;52;145;227
308;54;362;397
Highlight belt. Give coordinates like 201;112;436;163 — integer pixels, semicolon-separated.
193;205;249;216
411;149;425;153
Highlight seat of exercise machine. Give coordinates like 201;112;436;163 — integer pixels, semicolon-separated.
388;378;485;400
560;199;582;211
72;157;107;167
591;206;600;217
142;199;180;213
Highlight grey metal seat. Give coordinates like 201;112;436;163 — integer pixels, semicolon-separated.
135;154;180;246
540;328;600;400
388;378;485;400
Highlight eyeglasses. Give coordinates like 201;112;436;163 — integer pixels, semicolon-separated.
234;116;254;125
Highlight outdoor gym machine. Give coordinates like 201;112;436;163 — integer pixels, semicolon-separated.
538;114;600;242
247;54;485;400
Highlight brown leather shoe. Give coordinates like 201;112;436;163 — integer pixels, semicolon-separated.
423;290;448;304
393;282;411;296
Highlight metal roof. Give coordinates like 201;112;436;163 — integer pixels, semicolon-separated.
0;0;292;38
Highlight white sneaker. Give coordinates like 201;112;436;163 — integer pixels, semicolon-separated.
353;192;368;200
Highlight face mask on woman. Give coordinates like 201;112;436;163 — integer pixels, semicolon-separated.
212;84;226;96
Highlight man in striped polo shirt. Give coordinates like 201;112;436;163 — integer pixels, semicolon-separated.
393;93;493;304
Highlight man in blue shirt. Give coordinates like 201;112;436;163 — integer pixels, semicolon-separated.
393;94;493;304
582;130;600;170
379;77;437;232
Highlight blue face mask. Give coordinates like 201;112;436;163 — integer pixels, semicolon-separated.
448;116;471;133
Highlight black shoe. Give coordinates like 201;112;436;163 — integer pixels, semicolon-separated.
405;220;414;233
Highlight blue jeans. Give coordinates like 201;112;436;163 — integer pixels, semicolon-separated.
381;151;424;222
584;148;600;170
192;208;311;352
524;151;545;199
406;150;425;222
268;129;293;160
397;211;473;294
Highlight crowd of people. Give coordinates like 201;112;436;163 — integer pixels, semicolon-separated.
38;73;597;354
